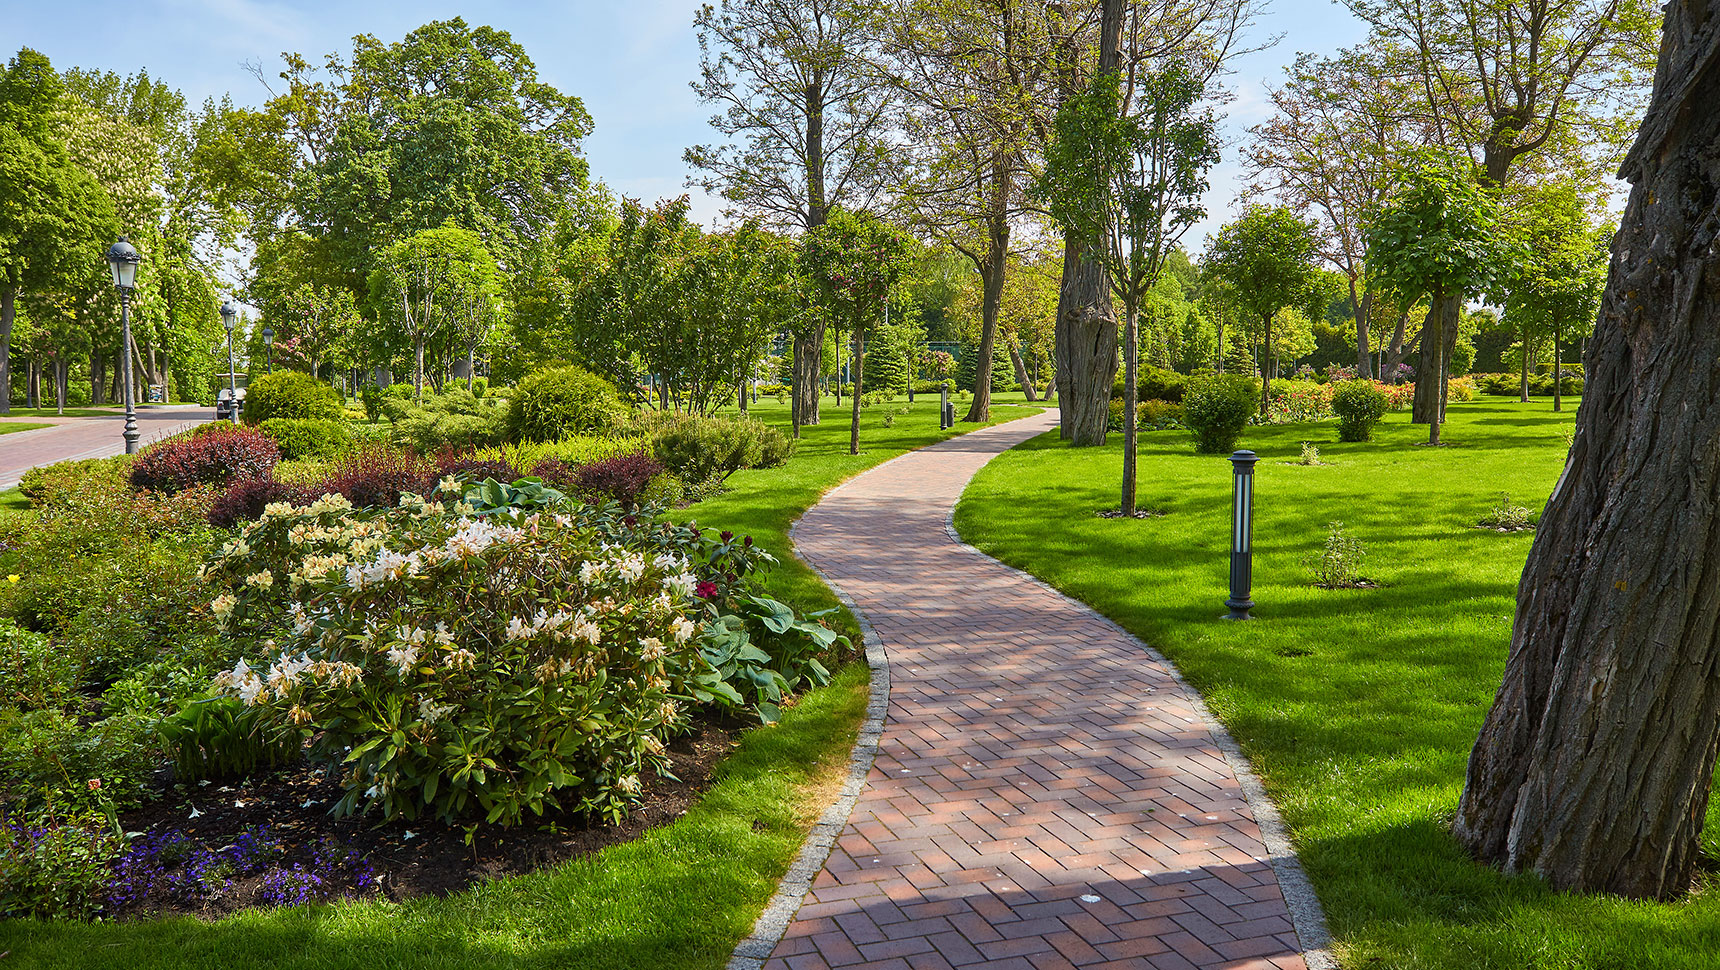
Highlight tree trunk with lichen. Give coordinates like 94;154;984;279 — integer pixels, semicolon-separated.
1453;3;1720;899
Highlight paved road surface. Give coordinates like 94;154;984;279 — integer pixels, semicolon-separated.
0;406;210;490
735;409;1328;970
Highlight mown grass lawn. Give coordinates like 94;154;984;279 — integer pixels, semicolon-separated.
955;397;1720;969
0;390;1042;970
0;422;51;435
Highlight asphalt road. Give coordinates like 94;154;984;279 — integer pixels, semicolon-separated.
0;406;211;490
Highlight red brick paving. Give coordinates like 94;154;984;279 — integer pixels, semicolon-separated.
767;410;1311;970
0;406;207;488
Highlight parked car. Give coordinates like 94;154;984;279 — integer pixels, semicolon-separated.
215;385;247;421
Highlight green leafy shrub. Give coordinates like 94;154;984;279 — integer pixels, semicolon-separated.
0;808;123;919
1115;365;1186;403
204;494;717;825
241;371;344;425
1332;379;1389;442
0;709;158;816
359;383;384;422
260;418;352;460
506;365;629;443
642;413;795;484
392;389;510;452
18;456;129;508
0;620;77;712
1182;375;1256;453
158;696;302;782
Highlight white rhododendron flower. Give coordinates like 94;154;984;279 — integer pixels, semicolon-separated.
579;560;606;584
616;553;646;583
671;616;696;644
664;572;698;599
245;569;274;589
210;593;237;619
387;643;421;675
505;616;532;642
638;636;666;662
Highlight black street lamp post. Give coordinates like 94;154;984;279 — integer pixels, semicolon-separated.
105;237;142;454
220;301;238;423
1224;450;1258;620
262;325;274;373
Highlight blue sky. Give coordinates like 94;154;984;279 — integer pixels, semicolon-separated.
9;0;1370;251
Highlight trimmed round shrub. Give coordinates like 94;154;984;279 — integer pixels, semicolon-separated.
1332;379;1389;442
1182;375;1256;454
506;366;629;443
645;413;795;484
259;418;352;460
130;425;281;494
241;371;343;426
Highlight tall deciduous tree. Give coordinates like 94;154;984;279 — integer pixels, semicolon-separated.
1454;0;1720;899
1203;205;1320;413
687;0;896;432
1243;47;1423;379
804;208;911;454
1345;0;1658;187
1038;59;1218;516
1364;155;1516;444
1501;183;1608;412
368;222;497;398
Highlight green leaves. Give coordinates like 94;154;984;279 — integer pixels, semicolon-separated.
1364;153;1521;305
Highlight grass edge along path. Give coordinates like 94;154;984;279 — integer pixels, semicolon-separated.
0;423;51;435
953;399;1720;970
0;393;1043;970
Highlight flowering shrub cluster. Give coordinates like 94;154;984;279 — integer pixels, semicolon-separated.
105;825;373;912
1265;381;1335;424
1374;380;1416;411
129;425;280;495
202;489;731;825
0;807;123;918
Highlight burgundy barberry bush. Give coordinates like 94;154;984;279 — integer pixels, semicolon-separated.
129;425;281;494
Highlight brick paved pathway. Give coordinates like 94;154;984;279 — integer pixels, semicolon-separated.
0;406;207;489
758;410;1325;970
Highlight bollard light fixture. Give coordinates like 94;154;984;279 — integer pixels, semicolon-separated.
1224;450;1258;620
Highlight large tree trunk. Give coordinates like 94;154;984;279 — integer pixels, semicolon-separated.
91;350;105;406
1259;312;1273;414
26;356;38;409
0;289;13;415
849;325;864;455
1121;302;1138;516
792;323;823;434
1552;324;1563;412
1453;4;1720;899
1054;235;1117;443
1411;296;1454;424
965;162;1012;424
1007;337;1037;401
1352;281;1373;379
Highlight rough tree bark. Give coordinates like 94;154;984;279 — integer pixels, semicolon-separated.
849;326;864;455
1007;337;1037;401
0;290;14;415
1055;236;1117;443
1351;283;1373;379
964;154;1012;425
1410;295;1457;442
1453;2;1720;899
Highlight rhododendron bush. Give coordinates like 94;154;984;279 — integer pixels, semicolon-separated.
200;486;787;826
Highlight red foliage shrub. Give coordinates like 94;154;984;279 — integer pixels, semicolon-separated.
528;458;579;491
573;452;663;508
209;478;307;529
130;425;281;494
316;446;436;510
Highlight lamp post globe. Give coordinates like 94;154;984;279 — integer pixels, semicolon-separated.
105;237;142;453
261;325;274;373
220;301;239;424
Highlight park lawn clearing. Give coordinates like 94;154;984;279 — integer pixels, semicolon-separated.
0;390;1043;970
954;398;1720;970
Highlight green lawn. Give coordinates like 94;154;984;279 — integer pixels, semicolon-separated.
0;422;51;435
955;398;1720;969
0;390;1043;970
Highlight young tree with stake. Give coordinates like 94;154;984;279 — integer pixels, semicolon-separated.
1036;60;1218;516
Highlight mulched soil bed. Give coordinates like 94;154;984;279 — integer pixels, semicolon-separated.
110;718;741;919
1094;508;1165;519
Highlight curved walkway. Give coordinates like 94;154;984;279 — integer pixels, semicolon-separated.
737;410;1330;970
